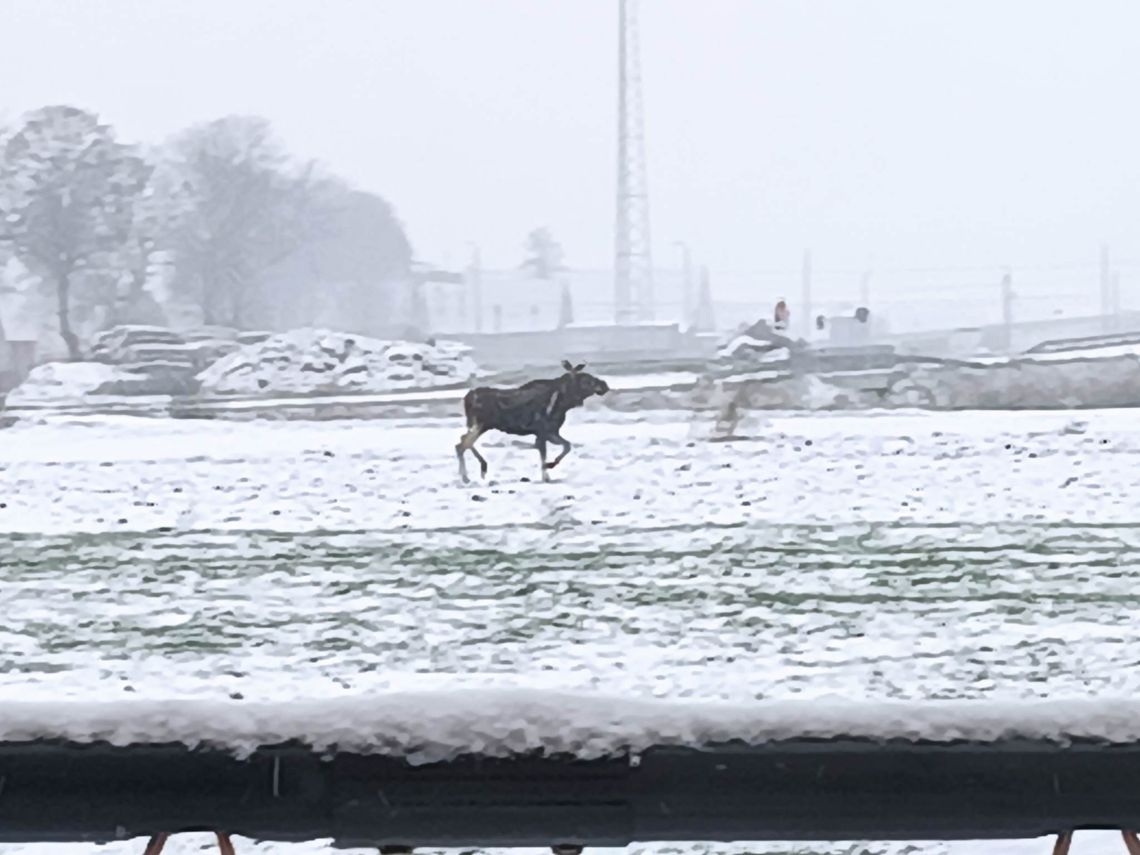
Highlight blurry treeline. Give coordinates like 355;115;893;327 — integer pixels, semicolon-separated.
0;106;413;359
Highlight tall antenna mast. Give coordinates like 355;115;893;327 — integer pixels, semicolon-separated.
614;0;654;324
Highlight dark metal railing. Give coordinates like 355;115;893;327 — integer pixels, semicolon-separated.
2;738;1140;850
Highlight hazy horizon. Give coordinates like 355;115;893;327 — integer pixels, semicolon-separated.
4;0;1138;283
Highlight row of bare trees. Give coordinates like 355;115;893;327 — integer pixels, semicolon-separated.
0;106;411;359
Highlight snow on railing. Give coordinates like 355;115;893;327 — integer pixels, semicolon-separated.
3;689;1140;761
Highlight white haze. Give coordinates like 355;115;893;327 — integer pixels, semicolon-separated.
2;0;1137;280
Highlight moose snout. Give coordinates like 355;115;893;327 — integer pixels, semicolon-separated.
596;380;610;395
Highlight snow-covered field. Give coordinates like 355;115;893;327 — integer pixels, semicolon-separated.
1;408;1137;855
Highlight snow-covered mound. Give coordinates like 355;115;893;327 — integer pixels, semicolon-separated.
90;325;186;362
4;362;135;407
718;335;788;361
196;329;480;396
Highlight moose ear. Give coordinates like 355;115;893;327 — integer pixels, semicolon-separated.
561;359;574;372
574;363;586;372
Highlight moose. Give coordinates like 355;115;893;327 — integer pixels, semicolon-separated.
456;361;610;483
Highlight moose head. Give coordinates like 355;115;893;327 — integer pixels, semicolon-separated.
560;360;609;399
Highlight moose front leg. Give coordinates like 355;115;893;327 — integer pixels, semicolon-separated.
544;432;573;470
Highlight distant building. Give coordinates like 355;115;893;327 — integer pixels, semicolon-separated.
0;288;39;393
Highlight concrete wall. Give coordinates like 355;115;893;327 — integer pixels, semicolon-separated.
0;340;36;393
883;312;1140;357
448;323;716;370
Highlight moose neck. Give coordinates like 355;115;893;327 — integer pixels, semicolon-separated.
554;377;588;412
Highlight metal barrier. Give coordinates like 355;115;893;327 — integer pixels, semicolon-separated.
2;738;1140;850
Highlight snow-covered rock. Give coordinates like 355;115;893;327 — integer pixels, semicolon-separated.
182;326;241;343
4;362;137;407
196;329;480;397
90;325;187;364
718;334;783;360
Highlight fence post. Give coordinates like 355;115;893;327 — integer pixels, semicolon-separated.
1100;244;1111;329
801;249;813;339
1000;269;1014;352
1111;270;1121;330
673;241;693;329
467;244;483;334
859;270;871;309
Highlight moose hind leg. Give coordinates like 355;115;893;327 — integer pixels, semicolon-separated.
455;441;469;483
536;436;551;482
456;426;485;483
471;446;489;478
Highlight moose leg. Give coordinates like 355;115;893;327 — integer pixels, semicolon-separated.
544;433;573;470
535;436;551;482
455;426;487;483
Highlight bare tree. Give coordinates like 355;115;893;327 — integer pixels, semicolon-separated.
162;116;333;328
258;188;413;333
557;281;575;328
0;106;151;358
522;227;566;280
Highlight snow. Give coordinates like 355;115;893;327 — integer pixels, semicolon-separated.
886;354;1140;409
190;370;699;408
195;329;480;396
718;335;786;360
607;371;698;390
802;374;849;408
3;402;1140;855
0;690;1137;761
3;406;1140;537
970;344;1140;364
3;362;134;406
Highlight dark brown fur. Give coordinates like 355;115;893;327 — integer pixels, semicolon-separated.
456;360;609;482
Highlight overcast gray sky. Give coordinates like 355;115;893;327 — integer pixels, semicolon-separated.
3;0;1138;277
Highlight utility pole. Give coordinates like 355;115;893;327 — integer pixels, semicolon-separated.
467;244;483;334
859;270;871;308
1000;269;1014;352
1100;243;1111;320
673;240;692;328
694;264;715;332
614;0;654;324
1111;270;1121;329
801;249;813;338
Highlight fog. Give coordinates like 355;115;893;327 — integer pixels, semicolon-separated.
4;0;1137;280
5;6;1140;853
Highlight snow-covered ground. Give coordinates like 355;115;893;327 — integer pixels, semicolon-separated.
1;408;1137;855
1;407;1133;534
973;343;1140;363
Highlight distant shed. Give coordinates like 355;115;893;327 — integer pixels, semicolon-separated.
0;289;39;393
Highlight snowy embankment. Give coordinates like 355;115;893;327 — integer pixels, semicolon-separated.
889;352;1140;409
195;329;479;396
9;326;1140;416
3;362;141;407
3;329;482;411
0;689;1137;761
